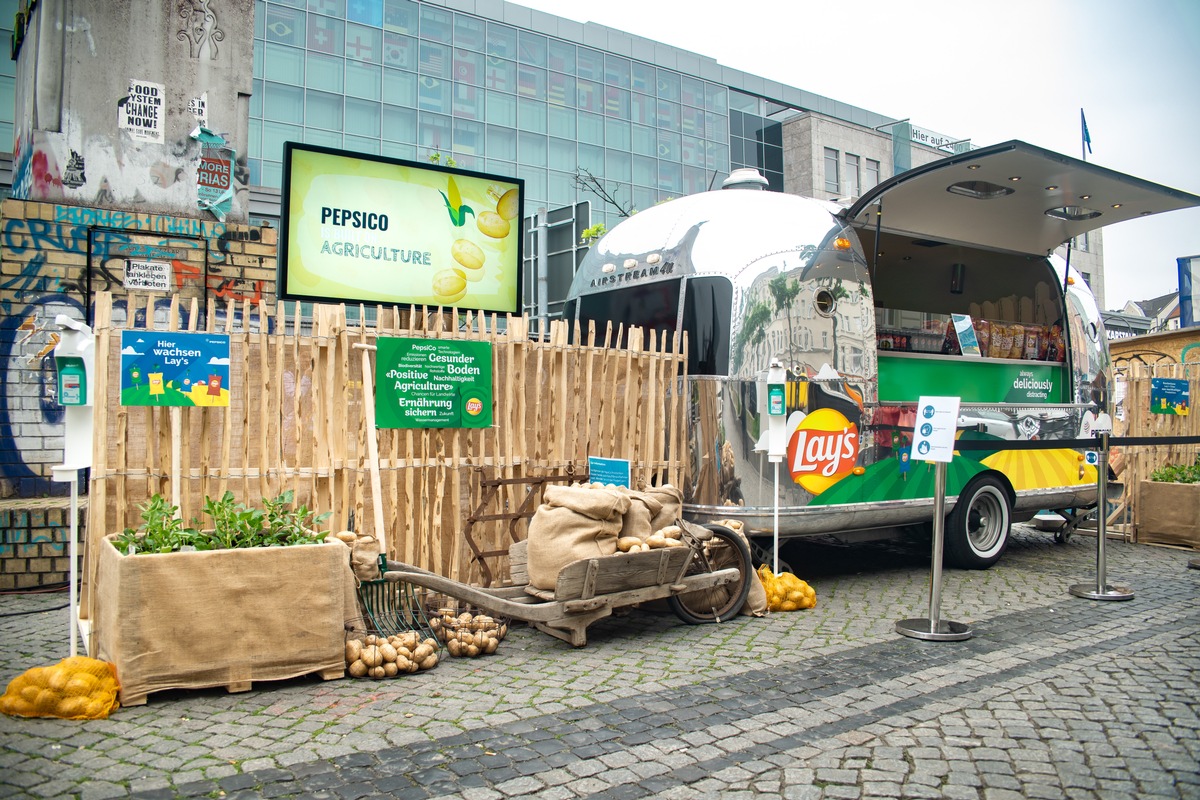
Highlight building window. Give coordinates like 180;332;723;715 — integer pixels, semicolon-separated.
865;158;880;190
845;153;860;198
824;148;840;194
1073;232;1090;252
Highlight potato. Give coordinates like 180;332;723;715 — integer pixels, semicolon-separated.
660;525;682;540
348;659;367;678
476;210;510;239
465;644;480;657
412;643;434;662
419;654;439;670
382;662;399;677
497;188;520;220
663;538;686;547
447;639;462;657
616;536;642;553
334;530;357;543
364;634;378;646
451;238;485;271
431;268;467;303
345;639;362;664
484;637;499;654
361;645;382;668
368;666;385;679
395;655;413;672
379;642;398;663
646;534;668;549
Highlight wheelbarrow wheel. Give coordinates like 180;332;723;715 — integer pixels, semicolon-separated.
668;524;753;624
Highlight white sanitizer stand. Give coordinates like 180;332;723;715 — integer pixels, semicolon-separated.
51;315;95;657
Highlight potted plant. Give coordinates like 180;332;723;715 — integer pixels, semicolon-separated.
1138;456;1200;549
94;492;359;706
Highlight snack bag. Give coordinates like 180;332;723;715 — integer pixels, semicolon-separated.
973;319;991;357
1046;325;1066;362
941;319;961;355
1037;326;1050;360
1023;325;1041;360
991;324;1012;359
1007;324;1026;359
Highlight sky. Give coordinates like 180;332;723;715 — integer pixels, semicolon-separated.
515;0;1200;311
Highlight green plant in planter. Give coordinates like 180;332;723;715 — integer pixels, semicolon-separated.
115;491;332;554
1149;456;1200;484
113;495;200;554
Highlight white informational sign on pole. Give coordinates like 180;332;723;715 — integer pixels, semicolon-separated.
910;396;961;463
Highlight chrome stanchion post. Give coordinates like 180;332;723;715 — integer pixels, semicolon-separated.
897;460;972;641
1070;432;1134;601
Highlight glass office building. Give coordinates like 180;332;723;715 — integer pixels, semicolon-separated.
248;0;895;232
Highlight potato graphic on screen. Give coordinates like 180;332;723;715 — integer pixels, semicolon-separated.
432;268;467;304
451;238;485;271
476;211;510;239
497;188;520;220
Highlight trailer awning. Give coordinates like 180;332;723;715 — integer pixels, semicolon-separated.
842;140;1200;256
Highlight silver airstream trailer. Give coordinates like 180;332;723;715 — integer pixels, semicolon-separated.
565;140;1199;568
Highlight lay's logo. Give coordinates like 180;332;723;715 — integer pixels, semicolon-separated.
464;397;483;416
787;408;859;494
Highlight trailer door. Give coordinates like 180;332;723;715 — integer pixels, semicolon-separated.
841;139;1199;256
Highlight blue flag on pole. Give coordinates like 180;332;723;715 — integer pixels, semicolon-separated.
1081;109;1092;155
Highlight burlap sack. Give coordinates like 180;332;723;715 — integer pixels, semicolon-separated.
714;519;767;616
527;485;631;590
617;488;664;540
351;534;382;581
645;484;683;532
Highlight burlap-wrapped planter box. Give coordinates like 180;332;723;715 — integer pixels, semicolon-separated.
1138;481;1200;549
95;536;358;705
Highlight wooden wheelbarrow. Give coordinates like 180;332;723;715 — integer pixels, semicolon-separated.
382;524;751;647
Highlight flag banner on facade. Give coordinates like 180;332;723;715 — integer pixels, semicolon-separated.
1081;109;1092;155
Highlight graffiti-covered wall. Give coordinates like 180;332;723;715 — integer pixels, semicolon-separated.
0;198;277;499
11;0;253;223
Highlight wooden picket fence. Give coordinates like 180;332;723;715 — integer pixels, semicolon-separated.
83;292;688;612
1109;361;1200;540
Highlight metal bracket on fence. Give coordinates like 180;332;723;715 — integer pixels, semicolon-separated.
1069;432;1134;601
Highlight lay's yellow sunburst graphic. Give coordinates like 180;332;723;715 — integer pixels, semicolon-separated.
979;447;1097;491
787;408;860;495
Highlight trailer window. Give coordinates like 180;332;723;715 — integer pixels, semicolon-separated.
570;276;732;376
575;279;682;349
682;277;732;376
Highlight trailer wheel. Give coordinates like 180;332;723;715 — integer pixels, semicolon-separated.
944;476;1011;569
668;525;753;624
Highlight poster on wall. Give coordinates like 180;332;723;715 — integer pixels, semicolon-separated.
1150;377;1190;416
118;79;165;144
193;127;235;221
279;143;523;313
374;337;492;429
119;331;231;407
122;260;172;292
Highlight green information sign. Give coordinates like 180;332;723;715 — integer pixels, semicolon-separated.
375;337;493;429
878;354;1065;404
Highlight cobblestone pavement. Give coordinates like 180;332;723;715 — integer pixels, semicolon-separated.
2;525;1197;800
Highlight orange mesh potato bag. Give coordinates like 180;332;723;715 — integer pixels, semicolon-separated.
1;656;120;720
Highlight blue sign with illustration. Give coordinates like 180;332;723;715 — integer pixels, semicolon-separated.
587;456;631;488
120;330;231;407
1150;377;1189;416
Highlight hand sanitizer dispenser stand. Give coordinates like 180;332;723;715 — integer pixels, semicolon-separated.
765;360;787;573
52;315;95;657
